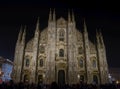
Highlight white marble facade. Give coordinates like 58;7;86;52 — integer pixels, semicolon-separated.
13;9;109;85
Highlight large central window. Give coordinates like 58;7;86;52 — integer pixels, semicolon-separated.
92;60;97;68
59;30;64;41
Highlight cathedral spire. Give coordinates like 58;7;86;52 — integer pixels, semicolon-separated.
68;10;71;22
53;8;56;22
72;9;75;22
99;29;105;46
49;8;52;22
96;29;105;47
17;25;23;42
35;17;40;32
96;29;99;37
21;26;26;43
83;18;88;33
96;29;99;41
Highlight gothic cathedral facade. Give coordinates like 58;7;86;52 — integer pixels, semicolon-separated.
13;9;109;85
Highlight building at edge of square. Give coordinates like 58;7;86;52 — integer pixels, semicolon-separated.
12;9;109;85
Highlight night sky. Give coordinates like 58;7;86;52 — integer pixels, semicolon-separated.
0;0;120;68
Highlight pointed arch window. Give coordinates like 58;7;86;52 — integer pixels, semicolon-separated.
92;60;97;68
59;49;64;57
80;59;84;68
78;47;83;54
25;59;29;67
39;59;43;67
59;30;64;41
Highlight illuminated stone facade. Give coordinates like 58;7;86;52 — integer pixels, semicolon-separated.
13;9;109;85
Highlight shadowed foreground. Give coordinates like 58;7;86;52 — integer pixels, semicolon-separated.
0;80;120;89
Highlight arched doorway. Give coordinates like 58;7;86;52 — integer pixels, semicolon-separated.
93;75;98;84
58;70;65;85
80;75;84;82
38;75;43;84
24;74;29;83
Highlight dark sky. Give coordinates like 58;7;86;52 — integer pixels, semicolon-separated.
0;0;120;68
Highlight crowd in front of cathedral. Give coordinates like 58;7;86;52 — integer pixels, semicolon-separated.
0;80;120;89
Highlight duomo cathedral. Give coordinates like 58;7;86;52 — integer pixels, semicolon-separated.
13;9;109;85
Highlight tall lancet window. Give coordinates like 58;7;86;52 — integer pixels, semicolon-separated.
59;30;64;41
39;59;43;67
93;60;97;68
80;58;84;68
26;59;29;67
59;49;64;57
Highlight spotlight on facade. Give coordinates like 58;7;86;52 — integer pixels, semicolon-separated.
77;74;80;79
43;74;45;78
116;80;119;84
